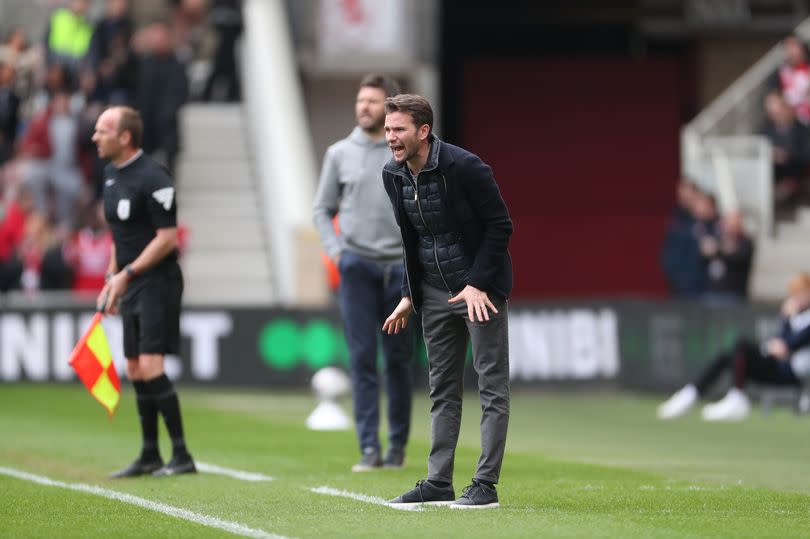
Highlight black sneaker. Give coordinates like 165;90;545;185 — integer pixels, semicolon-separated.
152;454;197;477
351;447;382;472
383;447;405;468
109;456;164;479
450;480;500;509
388;479;455;506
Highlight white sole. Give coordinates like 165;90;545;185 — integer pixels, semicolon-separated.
386;500;455;507
450;502;500;509
351;466;382;472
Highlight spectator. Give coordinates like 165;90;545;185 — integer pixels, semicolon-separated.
170;0;209;65
47;90;85;227
661;179;699;296
699;210;754;305
661;184;717;299
658;272;810;421
44;0;94;75
0;61;20;165
768;34;810;124
0;28;41;102
136;21;188;174
28;62;73;119
760;90;810;202
18;212;55;292
0;186;31;292
202;0;243;102
21;90;86;228
61;200;112;292
88;0;138;105
77;101;106;199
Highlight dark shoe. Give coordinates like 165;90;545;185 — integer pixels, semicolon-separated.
383;447;405;468
450;480;500;509
388;479;455;506
351;447;382;472
109;456;164;479
152;454;197;477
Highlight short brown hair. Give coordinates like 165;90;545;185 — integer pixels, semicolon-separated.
115;106;143;148
359;74;401;98
384;94;433;135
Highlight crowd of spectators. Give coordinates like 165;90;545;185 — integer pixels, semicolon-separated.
0;0;242;298
660;34;810;302
661;179;754;304
763;33;810;204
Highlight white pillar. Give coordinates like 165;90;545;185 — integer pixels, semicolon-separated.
242;0;317;305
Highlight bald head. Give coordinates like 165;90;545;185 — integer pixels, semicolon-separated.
92;106;143;163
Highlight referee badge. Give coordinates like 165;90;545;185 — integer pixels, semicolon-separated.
117;199;131;220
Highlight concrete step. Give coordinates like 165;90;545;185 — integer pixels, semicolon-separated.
183;251;270;279
181;219;264;248
750;235;810;301
180;204;259;220
176;102;276;305
797;207;810;226
185;231;263;250
183;276;273;305
775;223;810;243
182;191;259;210
176;161;253;188
182;135;248;160
181;104;244;129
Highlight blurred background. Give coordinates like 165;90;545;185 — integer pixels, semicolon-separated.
1;0;809;400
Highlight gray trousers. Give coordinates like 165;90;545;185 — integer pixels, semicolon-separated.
421;283;510;485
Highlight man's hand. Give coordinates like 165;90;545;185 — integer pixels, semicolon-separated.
766;338;789;360
782;296;799;317
383;297;412;334
448;285;498;322
104;271;130;315
96;284;111;314
699;236;719;256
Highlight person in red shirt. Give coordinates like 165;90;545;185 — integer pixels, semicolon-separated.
0;187;33;292
63;200;112;292
769;34;810;124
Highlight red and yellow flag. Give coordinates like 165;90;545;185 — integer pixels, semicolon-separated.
69;312;121;417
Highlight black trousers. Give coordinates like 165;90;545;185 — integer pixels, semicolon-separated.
0;257;22;292
694;338;799;395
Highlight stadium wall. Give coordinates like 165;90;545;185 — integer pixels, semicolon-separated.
0;301;779;392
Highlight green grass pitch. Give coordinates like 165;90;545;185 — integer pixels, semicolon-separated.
2;384;810;538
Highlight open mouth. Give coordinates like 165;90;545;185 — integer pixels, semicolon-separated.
390;145;405;157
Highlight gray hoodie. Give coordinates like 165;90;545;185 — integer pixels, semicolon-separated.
313;126;402;262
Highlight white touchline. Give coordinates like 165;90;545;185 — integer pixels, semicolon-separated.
197;462;274;482
0;466;292;539
310;486;423;512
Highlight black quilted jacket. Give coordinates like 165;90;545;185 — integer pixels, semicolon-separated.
382;135;513;311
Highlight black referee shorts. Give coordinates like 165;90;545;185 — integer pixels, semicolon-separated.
120;263;183;359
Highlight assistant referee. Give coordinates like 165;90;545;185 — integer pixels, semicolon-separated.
93;106;195;478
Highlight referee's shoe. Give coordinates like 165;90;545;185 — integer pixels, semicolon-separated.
109;456;164;478
152;454;197;477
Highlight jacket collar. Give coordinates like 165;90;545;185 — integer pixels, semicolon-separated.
383;133;446;177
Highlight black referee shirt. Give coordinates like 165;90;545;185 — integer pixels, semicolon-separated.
102;151;178;275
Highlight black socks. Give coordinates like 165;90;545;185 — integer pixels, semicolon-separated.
135;374;191;459
147;373;190;459
132;380;159;461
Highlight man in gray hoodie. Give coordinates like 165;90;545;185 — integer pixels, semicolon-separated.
312;74;412;471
